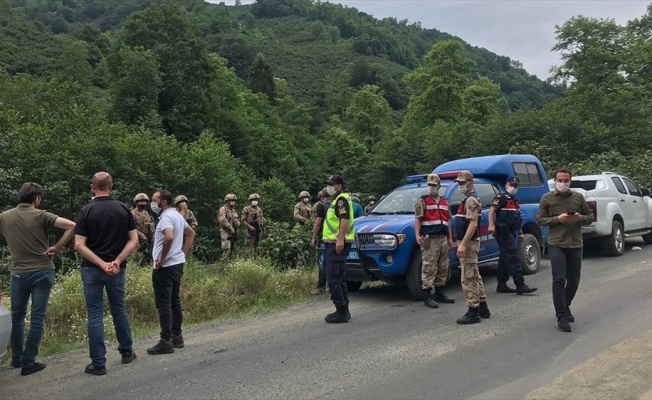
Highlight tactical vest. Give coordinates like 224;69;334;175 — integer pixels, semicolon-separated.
322;193;355;243
452;195;481;240
495;194;522;230
419;195;450;236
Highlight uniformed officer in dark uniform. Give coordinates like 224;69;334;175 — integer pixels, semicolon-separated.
488;176;537;295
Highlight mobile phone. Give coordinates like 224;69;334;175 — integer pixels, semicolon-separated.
567;211;577;216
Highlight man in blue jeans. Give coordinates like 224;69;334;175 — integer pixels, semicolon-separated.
0;182;75;376
74;172;139;375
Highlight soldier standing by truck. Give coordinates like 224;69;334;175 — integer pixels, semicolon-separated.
132;193;155;263
414;174;455;309
488;176;537;295
364;195;376;215
453;171;490;325
218;194;240;261
242;193;266;258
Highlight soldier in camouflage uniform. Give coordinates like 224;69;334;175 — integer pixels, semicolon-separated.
132;192;155;263
365;195;376;215
218;193;240;261
175;195;197;256
294;191;313;225
242;193;266;258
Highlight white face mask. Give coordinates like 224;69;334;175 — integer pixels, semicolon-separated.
303;198;309;203
556;182;571;193
506;187;518;196
458;183;470;196
429;186;439;196
370;201;375;205
251;201;259;206
178;201;187;207
151;202;161;214
326;185;335;196
229;201;236;206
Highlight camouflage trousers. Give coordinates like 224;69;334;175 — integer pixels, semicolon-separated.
135;242;152;264
221;231;234;260
420;235;449;290
244;232;262;258
459;239;487;308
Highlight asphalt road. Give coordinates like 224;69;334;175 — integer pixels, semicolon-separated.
2;239;652;400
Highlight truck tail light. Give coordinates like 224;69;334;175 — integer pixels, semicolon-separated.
587;200;597;222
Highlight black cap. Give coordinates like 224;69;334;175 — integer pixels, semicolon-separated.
506;176;520;185
324;175;345;186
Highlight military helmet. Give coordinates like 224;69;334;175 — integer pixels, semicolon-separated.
368;195;376;201
134;193;149;202
249;193;260;201
224;193;237;202
174;195;188;206
351;196;360;203
299;190;310;199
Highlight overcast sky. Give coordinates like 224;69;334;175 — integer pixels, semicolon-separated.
210;1;650;79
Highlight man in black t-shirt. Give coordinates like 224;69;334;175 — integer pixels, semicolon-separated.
310;189;331;295
74;172;139;376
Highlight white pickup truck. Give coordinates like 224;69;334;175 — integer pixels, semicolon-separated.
550;172;652;256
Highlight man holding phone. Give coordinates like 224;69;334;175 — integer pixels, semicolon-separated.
537;168;593;332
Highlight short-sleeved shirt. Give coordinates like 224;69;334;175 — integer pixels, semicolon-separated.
0;204;59;274
153;208;189;268
334;197;351;221
75;196;136;269
464;196;482;222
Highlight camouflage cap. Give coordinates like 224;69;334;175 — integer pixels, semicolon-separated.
454;171;474;183
224;193;237;202
174;195;188;205
299;190;310;199
249;193;260;201
426;174;441;186
368;195;376;201
134;193;149;202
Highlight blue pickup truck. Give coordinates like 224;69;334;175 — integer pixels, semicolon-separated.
343;154;550;299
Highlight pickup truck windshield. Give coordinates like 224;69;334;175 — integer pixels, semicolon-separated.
370;186;448;214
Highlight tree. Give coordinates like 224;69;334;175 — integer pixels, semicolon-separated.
49;16;69;34
463;77;508;122
345;85;392;150
57;40;92;86
250;53;276;102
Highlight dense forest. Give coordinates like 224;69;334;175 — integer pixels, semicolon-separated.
0;0;651;261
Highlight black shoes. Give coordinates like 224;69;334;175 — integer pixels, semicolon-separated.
558;317;572;332
434;287;455;304
11;360;22;369
496;283;517;293
21;362;46;376
121;350;137;364
423;288;439;308
457;307;481;325
516;283;538;295
325;306;350;323
84;363;106;376
566;308;575;323
147;339;175;355
172;335;185;349
478;301;491;319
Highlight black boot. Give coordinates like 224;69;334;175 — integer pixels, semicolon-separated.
516;283;537;295
478;301;491;318
423;288;439;308
456;307;481;324
496;283;517;293
434;286;455;304
325;306;349;323
345;304;351;322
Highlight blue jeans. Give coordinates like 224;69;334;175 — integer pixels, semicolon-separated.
81;267;133;368
11;269;55;368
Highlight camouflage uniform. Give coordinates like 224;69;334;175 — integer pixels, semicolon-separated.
218;198;240;261
294;190;312;225
458;195;487;308
242;194;266;258
132;207;155;262
179;209;198;230
415;198;450;290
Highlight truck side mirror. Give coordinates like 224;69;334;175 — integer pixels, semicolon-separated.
642;188;651;197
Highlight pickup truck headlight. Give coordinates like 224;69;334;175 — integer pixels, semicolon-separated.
373;234;406;248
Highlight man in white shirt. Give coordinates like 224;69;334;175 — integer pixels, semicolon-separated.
147;189;196;355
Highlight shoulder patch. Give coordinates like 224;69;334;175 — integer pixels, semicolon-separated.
337;200;344;207
339;207;347;215
492;198;500;206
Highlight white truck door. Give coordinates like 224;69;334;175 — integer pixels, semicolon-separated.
610;177;639;230
622;177;646;230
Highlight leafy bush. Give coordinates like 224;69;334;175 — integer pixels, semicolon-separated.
258;221;316;270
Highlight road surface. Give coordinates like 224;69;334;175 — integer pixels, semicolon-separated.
2;239;652;400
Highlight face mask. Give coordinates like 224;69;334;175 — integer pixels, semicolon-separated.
151;202;161;214
251;201;259;206
326;185;335;196
229;201;236;206
178;201;187;207
458;184;470;196
556;182;570;193
137;204;146;211
303;198;309;203
370;201;375;205
506;187;518;196
429;186;439;196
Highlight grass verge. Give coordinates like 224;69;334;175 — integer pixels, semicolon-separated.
1;258;317;359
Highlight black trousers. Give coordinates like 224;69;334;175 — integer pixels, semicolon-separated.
496;232;524;286
152;263;184;341
317;264;326;289
324;243;349;308
549;246;582;319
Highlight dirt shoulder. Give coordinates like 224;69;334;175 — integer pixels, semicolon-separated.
525;328;652;400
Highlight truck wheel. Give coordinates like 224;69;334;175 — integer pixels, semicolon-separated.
406;248;423;300
643;230;652;245
602;220;624;256
346;281;363;292
519;234;541;275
